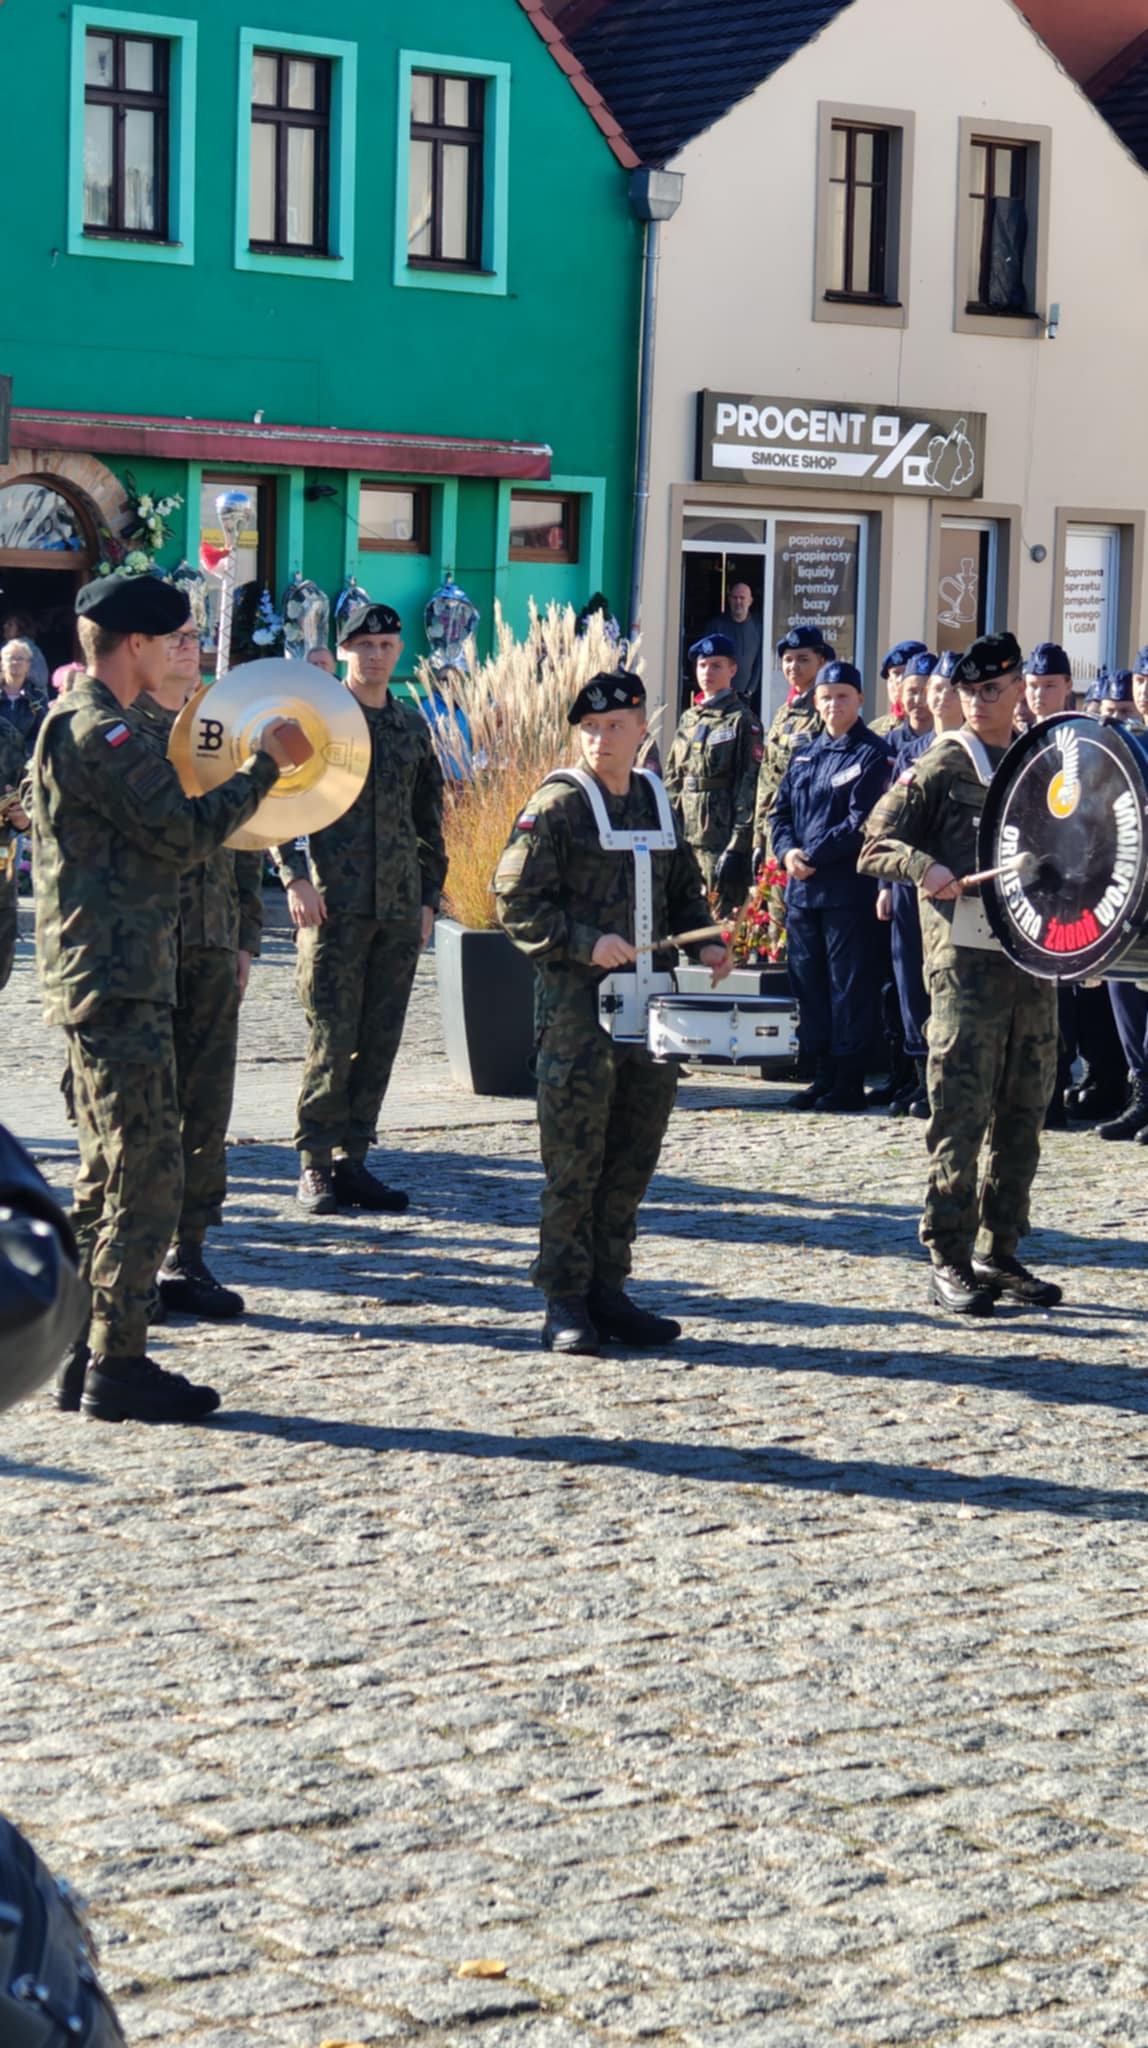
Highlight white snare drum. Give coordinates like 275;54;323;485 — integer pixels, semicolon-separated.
646;992;799;1065
597;970;674;1042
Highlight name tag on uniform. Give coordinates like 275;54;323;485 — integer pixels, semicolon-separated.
831;762;862;788
951;894;1000;952
708;726;736;747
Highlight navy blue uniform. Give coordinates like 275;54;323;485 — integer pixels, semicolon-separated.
885;726;933;1059
772;721;890;1065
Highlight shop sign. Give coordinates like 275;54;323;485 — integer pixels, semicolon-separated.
697;391;985;498
0;377;10;466
772;519;860;661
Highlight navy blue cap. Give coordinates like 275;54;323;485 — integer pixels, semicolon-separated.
1025;642;1072;679
1133;647;1148;674
76;572;190;634
906;651;937;678
568;669;646;725
880;639;928;678
340;602;402;642
1084;678;1106;703
776;625;834;660
933;650;960;682
818;660;863;692
689;632;736;662
1102;669;1135;703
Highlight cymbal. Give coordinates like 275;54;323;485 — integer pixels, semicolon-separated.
168;658;371;850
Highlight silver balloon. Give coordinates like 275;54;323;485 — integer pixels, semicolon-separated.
425;578;479;673
281;572;331;660
333;576;372;642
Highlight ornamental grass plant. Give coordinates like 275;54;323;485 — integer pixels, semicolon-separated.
415;600;644;931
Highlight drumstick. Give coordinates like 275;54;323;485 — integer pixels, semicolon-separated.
961;851;1040;889
634;923;730;955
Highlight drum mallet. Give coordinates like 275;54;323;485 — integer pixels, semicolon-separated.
960;851;1040;890
636;923;730;954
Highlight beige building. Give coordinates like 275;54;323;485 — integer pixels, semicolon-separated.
566;0;1148;728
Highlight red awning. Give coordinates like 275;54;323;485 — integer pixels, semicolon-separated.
10;407;553;480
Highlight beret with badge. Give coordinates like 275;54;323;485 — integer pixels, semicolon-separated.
1024;641;1071;678
776;625;834;660
818;659;864;692
951;631;1023;687
75;571;190;635
688;632;736;662
880;638;928;678
934;649;960;682
567;669;646;726
1102;669;1135;703
340;602;403;642
1133;646;1148;675
906;650;938;678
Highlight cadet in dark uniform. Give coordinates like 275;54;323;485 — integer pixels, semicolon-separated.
275;602;447;1216
0;718;28;995
770;661;890;1112
880;653;938;1118
663;632;762;914
135;625;265;1318
859;632;1061;1315
494;671;730;1357
33;573;308;1422
871;640;929;739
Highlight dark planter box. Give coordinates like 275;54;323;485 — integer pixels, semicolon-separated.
435;917;536;1097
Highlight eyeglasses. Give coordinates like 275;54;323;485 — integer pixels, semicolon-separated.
956;678;1012;703
167;631;201;650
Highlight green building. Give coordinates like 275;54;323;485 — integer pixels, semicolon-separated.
0;0;641;674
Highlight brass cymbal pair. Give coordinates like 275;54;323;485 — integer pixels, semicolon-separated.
168;658;371;850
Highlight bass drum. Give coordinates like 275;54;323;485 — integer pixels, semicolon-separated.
978;711;1148;982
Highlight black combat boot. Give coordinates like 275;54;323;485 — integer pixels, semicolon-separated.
907;1056;930;1119
541;1296;599;1356
1096;1073;1148;1141
818;1060;869;1113
158;1243;244;1321
82;1355;221;1424
787;1057;834;1110
54;1339;90;1413
297;1163;338;1213
970;1252;1063;1307
588;1286;681;1348
929;1261;995;1316
332;1157;409;1213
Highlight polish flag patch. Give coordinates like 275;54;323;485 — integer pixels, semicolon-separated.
105;723;132;748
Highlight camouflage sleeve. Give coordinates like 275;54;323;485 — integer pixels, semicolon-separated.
234;850;265;956
493;797;602;966
752;721;787;845
857;766;943;886
728;712;764;854
271;839;310;889
662;722;687;804
55;713;280;869
411;730;447;911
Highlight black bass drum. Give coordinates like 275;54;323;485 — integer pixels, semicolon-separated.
978;712;1148;981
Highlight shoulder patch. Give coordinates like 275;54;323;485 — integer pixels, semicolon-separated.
517;813;536;832
105;722;132;748
897;767;916;785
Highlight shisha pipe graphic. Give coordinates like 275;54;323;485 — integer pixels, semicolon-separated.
938;555;978;630
212;489;252;680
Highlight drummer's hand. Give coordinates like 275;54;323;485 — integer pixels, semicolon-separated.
784;848;816;881
876;886;893;922
700;942;733;988
592;933;637;970
286;877;327;928
262;717;314;770
922;861;961;901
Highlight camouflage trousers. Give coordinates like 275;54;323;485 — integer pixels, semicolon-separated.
531;1025;678;1298
921;955;1057;1264
294;915;421;1164
173;944;240;1243
0;871;16;993
67;1000;182;1359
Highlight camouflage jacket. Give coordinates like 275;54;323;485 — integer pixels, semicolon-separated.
869;710;905;739
493;771;709;1041
0;719;25;858
857;730;1011;973
753;686;823;847
31;674;279;1026
274;691;446;924
136;696;264;955
662;690;763;857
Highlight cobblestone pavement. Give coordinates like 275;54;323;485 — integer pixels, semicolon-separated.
4;918;1148;2047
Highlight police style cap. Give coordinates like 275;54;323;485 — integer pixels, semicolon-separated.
907;651;938;678
775;625;833;660
1025;642;1072;679
567;669;647;725
1134;646;1148;675
934;650;960;681
340;602;403;642
1103;669;1135;702
952;632;1023;687
880;638;928;678
75;572;190;635
1084;678;1107;703
689;632;736;662
818;659;863;692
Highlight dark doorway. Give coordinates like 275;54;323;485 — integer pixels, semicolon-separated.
0;564;86;674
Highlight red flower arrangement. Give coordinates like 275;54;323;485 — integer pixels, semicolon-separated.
713;859;789;966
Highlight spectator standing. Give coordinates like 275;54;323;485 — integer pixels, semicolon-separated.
706;582;763;713
0;640;44;754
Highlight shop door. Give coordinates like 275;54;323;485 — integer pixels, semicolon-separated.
935;517;1000;656
679;515;769;717
1061;524;1120;684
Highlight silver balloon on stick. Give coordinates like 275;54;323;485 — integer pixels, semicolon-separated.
213;489;252;680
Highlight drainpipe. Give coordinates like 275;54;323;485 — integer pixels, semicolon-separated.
628;167;684;640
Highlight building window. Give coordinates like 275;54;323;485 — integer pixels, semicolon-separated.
967;138;1032;313
198;474;278;663
508;493;580;564
83;29;169;239
814;103;913;330
249;49;331;254
408;72;485;269
358;484;431;555
826;124;888;299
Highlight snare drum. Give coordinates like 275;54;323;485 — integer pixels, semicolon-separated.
646;992;799;1065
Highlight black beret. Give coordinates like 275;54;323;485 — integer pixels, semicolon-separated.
340;603;402;641
75;572;190;634
1024;642;1072;679
776;625;834;660
567;669;646;725
952;632;1023;686
689;632;736;661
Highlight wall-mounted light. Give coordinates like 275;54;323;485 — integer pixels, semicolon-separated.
1029;543;1048;564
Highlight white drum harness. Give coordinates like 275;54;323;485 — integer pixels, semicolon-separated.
543;767;677;1040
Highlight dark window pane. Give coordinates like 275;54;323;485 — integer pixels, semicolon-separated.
252;52;278;104
408;138;433;255
86;34;114;86
249;121;275;241
285;125;316;244
83;104;114;226
410;71;434;124
442;76;471;126
123;38;154;91
287;59;316;109
123;109;157;231
440;144;471;261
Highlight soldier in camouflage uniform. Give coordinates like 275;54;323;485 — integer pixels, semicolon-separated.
494;670;731;1357
0;716;28;994
663;632;762;914
274;602;446;1216
858;632;1061;1318
751;626;835;955
33;572;307;1424
135;628;266;1321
